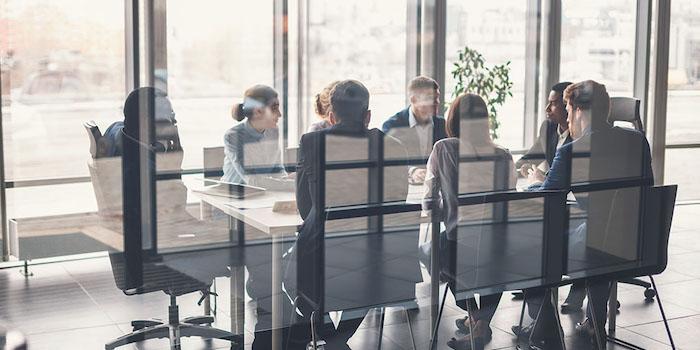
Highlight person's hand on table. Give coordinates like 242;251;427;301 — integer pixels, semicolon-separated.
526;164;546;184
409;168;427;185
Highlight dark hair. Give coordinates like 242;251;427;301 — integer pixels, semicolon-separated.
329;80;370;123
408;76;439;94
123;86;174;123
232;84;278;122
314;81;339;118
445;93;488;138
122;86;181;153
551;81;573;96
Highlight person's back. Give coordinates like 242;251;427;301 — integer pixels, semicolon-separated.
293;79;418;350
426;137;515;234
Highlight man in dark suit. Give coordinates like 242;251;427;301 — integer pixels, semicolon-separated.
516;82;573;181
521;80;653;349
294;79;416;349
382;76;447;184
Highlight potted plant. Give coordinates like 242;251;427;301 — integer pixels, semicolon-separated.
450;46;513;139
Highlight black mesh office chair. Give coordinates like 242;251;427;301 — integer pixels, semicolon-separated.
607;97;659;300
83;121;241;350
603;185;677;349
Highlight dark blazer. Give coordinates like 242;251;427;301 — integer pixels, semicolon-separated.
381;107;447;159
293;122;420;314
537;126;653;193
516;120;571;170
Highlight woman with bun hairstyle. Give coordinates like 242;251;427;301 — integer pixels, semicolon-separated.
306;80;339;133
222;84;289;187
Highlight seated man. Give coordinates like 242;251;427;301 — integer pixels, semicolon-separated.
516;82;572;183
383;75;447;184
288;79;416;349
521;80;653;348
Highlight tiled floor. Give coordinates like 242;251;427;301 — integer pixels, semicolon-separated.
1;204;698;349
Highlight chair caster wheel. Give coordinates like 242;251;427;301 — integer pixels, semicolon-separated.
644;288;656;300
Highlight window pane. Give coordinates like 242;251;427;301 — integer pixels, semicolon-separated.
445;1;529;150
1;0;125;181
560;0;636;96
667;0;700;145
302;1;406;132
166;1;274;171
1;0;125;259
665;148;700;201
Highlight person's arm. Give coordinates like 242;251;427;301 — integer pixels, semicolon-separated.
222;130;248;184
295;134;314;220
422;144;442;215
528;144;571;191
516;121;548;171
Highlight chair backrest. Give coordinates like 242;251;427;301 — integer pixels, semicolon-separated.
83;120;103;159
609;97;644;132
646;185;677;275
203;146;225;179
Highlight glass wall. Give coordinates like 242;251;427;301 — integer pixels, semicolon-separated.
560;0;637;96
445;0;529;150
299;0;407;132
666;0;700;201
1;0;124;259
166;1;274;171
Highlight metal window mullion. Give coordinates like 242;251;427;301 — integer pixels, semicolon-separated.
273;0;289;148
634;0;652;125
420;0;446;112
0;59;6;261
540;0;561;125
125;0;140;92
649;0;671;184
406;0;422;105
523;0;543;149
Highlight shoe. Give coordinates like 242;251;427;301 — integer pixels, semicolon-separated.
455;316;472;332
447;336;484;350
574;318;596;339
511;323;533;338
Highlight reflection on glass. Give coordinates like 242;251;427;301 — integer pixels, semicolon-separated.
561;0;636;95
667;0;700;147
303;0;406;131
446;0;528;150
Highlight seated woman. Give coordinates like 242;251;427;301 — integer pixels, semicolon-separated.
422;93;516;350
222;84;292;190
307;80;338;133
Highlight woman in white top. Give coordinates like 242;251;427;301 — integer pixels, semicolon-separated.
222;85;292;190
422;93;516;349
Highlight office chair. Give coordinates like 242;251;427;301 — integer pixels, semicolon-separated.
83;121;241;350
608;97;658;300
604;185;677;349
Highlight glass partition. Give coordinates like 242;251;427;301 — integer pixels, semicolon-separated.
560;0;637;96
1;0;125;259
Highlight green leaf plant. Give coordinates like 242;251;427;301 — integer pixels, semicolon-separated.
450;46;514;140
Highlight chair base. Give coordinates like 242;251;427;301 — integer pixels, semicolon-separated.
105;295;241;350
619;277;656;300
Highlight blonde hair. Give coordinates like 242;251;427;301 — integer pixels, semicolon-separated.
314;81;339;119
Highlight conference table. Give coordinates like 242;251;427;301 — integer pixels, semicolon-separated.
191;179;626;350
192;184;427;349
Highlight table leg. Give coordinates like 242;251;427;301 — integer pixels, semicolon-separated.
271;234;283;350
230;266;245;335
608;281;618;335
429;222;440;343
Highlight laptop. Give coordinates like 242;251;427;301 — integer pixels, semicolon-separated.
193;178;266;199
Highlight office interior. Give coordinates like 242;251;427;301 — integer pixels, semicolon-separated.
1;0;700;349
